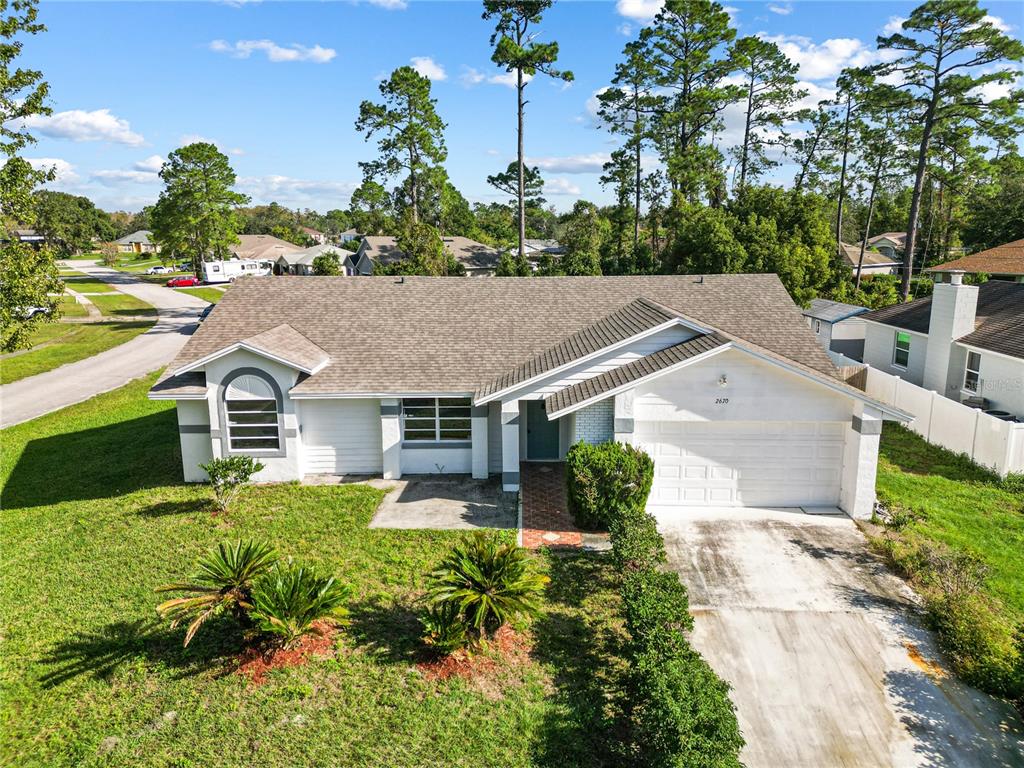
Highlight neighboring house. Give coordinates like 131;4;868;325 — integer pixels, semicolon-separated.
231;234;301;262
861;272;1024;418
275;244;357;276
803;299;870;360
116;230;159;254
150;275;906;520
355;236;503;276
928;238;1024;284
300;226;327;245
339;228;362;243
867;232;906;260
522;239;564;257
839;241;900;279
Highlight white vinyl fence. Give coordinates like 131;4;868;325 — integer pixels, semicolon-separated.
858;364;1024;477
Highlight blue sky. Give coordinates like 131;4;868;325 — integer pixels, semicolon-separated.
20;0;1023;213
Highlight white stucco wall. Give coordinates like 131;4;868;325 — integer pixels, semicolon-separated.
862;322;927;385
956;346;1024;417
177;400;213;483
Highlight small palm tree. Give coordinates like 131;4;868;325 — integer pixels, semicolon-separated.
156;540;277;646
250;560;353;649
426;532;548;641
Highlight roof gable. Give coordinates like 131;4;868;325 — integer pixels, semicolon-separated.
174;322;329;375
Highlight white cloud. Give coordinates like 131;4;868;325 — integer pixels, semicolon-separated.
133;154;164;173
969;66;1023;103
236;175;358;207
758;34;879;81
768;2;792;15
485;148;502;157
882;16;906;35
543;177;581;195
528;153;611;174
178;134;245;156
981;15;1011;33
618;22;634;36
460;66;532;88
13;109;144;146
26;158;79;185
209;39;336;64
616;0;662;22
411;56;446;81
92;169;160;185
365;0;407;9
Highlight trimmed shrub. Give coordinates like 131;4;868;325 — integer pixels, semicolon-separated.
565;441;654;530
200;455;265;513
609;506;667;572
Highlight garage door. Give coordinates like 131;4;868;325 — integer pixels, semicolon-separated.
635;420;845;507
300;400;383;475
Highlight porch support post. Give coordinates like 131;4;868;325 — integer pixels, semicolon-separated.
614;390;636;446
471;405;488;480
500;399;520;492
381;398;402;480
840;403;882;519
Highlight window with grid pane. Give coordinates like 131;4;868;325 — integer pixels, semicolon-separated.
402;397;471;442
224;374;280;452
964;351;982;392
893;331;911;368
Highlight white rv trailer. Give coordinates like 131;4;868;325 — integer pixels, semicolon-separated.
201;259;274;284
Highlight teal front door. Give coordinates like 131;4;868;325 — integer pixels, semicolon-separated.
526;400;560;460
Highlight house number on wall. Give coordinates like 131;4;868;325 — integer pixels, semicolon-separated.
715;397;730;405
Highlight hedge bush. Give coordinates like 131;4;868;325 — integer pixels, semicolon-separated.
565;441;654;530
569;441;743;766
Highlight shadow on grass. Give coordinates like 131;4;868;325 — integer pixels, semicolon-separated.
530;552;623;768
2;410;182;509
346;598;424;664
138;498;215;517
40;615;246;688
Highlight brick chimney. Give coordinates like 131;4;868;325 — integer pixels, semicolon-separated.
923;270;978;393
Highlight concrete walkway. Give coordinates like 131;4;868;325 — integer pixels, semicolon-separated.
0;263;208;428
658;508;1024;768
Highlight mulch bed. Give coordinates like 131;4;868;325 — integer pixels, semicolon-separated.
416;625;531;682
236;620;340;685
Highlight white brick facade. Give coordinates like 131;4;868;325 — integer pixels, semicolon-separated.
572;399;614;445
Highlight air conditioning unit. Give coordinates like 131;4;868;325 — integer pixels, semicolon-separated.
961;395;989;410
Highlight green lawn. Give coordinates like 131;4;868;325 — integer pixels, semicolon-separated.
0;322;154;385
0;376;623;768
173;286;223;303
876;424;1024;619
89;293;158;318
61;276;115;293
57;296;89;318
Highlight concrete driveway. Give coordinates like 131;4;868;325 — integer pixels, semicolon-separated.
659;508;1024;768
0;263;207;428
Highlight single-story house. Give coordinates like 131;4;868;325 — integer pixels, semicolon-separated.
355;236;504;276
339;228;362;243
150;275;907;520
231;234;301;262
116;230;159;254
523;239;564;257
861;272;1024;417
300;226;327;245
275;244;357;276
803;299;870;361
928;238;1024;284
840;241;901;279
8;228;46;246
867;232;906;260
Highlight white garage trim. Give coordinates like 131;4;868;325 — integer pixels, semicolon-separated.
637;420;846;508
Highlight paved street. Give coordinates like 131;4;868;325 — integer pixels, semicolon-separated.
658;507;1024;768
0;263;208;428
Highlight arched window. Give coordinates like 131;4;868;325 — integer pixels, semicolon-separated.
224;372;281;451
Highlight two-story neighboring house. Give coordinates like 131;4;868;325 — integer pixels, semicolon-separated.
861;271;1024;418
867;232;906;260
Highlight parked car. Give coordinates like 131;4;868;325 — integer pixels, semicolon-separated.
177;262;191;271
198;304;214;323
146;265;172;275
19;306;52;319
167;276;201;288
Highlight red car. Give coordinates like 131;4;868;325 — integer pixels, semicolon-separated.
167;276;201;287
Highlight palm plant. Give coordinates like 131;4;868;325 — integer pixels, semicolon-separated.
156;540;277;646
250;560;353;649
426;532;548;641
420;602;470;654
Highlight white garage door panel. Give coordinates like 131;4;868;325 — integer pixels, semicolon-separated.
301;400;383;474
637;421;845;507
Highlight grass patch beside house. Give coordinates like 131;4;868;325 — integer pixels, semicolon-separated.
0;322;154;385
89;293;158;318
61;276;116;293
174;286;224;303
0;376;625;768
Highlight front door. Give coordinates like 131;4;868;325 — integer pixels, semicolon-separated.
526;400;560;460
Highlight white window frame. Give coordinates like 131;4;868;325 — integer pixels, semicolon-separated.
225;397;281;452
964;350;982;393
401;397;471;444
893;330;911;369
814;319;821;334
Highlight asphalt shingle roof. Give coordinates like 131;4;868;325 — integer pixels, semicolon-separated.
862;281;1024;359
544;333;729;414
240;324;329;372
360;236;503;271
154;274;840;397
929;238;1024;277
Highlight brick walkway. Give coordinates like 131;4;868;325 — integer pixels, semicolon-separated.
520;462;583;549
